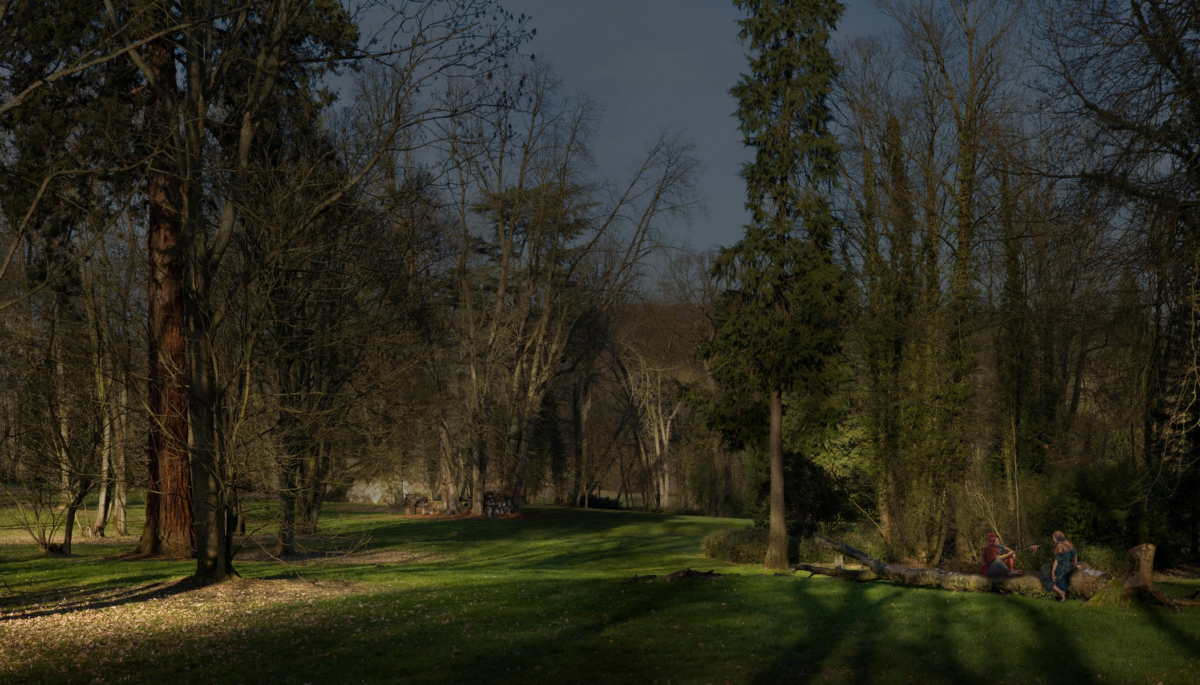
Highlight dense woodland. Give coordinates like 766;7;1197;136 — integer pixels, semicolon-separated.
0;0;1198;578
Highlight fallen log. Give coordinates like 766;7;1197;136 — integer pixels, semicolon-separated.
793;564;880;582
794;536;1110;600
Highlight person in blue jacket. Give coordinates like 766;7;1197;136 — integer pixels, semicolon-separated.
1051;531;1079;602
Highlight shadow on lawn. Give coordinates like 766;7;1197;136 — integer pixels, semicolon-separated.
746;578;1101;685
1135;597;1200;661
0;575;205;621
6;570;1200;685
355;508;729;572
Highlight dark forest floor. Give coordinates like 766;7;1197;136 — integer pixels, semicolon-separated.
2;500;1199;684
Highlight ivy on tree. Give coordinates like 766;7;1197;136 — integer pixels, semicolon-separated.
701;0;846;569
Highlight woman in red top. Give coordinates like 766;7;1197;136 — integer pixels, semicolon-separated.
980;533;1016;576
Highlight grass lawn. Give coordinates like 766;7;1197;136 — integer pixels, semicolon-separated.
2;501;1199;685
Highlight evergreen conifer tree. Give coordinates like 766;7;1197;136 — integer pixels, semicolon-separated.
702;0;846;569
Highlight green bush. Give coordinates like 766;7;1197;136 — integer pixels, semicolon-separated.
1074;543;1125;576
795;523;894;564
702;527;796;565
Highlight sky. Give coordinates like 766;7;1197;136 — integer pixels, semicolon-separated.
497;0;894;251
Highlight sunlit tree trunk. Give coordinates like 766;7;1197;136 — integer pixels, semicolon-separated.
439;419;462;514
113;383;128;536
84;264;113;536
766;389;788;569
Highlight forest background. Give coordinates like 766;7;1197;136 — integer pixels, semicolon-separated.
1;0;1198;577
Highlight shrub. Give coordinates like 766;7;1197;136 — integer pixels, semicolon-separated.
1074;543;1124;576
702;528;767;564
795;523;895;565
702;527;797;565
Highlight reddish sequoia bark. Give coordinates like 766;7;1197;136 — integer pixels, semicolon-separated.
135;37;194;557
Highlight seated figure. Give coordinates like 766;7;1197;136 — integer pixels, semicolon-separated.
980;533;1017;576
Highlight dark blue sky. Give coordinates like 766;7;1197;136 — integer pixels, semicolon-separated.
502;0;892;251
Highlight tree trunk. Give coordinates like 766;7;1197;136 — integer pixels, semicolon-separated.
766;388;788;570
276;457;297;556
83;262;112;535
797;536;1111;599
512;409;533;508
113;383;128;536
298;441;327;533
1089;544;1195;609
571;382;586;507
1124;543;1157;590
54;347;70;506
58;485;91;556
471;401;488;516
188;277;234;579
878;473;896;546
661;458;670;510
136;36;193;558
439;420;461;515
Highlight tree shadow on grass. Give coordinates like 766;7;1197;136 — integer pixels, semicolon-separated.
7;570;1200;685
0;575;207;621
745;576;958;684
1131;598;1200;660
747;578;1101;685
352;508;737;574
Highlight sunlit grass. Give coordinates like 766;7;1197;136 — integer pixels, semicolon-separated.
2;500;1199;684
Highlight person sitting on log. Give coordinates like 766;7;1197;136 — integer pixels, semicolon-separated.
980;533;1017;576
1051;531;1079;602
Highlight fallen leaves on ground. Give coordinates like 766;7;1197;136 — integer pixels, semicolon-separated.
0;577;361;680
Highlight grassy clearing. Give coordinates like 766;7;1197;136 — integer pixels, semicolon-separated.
2;501;1199;685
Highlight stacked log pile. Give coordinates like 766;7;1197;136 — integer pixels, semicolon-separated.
481;492;514;517
402;496;431;515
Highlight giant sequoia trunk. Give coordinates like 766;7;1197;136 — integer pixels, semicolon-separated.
795;536;1112;600
136;37;194;558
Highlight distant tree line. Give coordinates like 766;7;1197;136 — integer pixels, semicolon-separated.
1;0;1198;577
